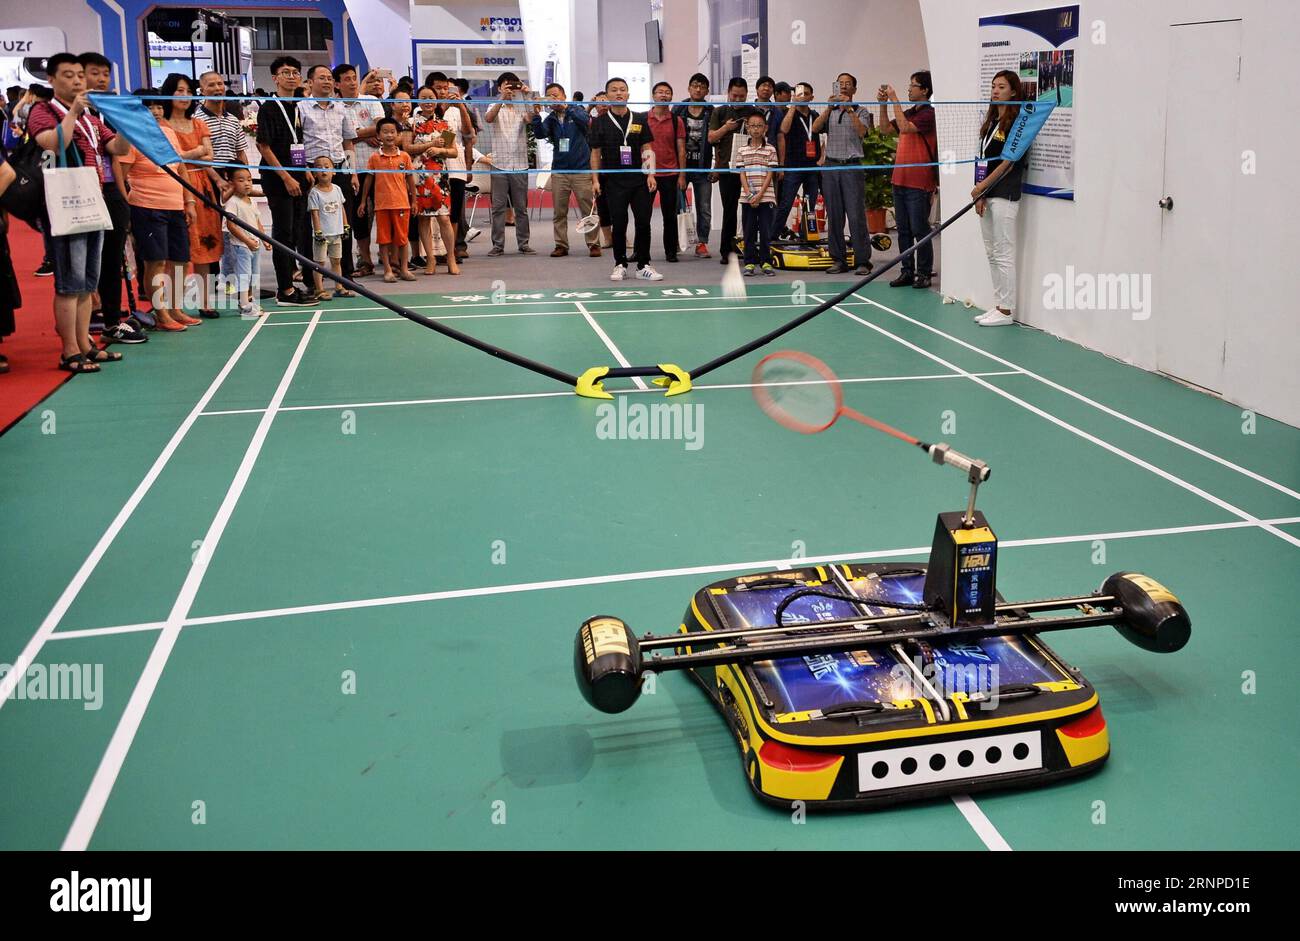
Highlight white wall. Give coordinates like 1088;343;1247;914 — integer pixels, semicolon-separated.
766;0;928;96
346;0;410;77
921;0;1300;427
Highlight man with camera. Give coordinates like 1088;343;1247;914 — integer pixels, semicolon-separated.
483;72;535;255
812;72;873;275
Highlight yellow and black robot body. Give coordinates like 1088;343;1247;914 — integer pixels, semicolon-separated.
574;499;1190;810
736;195;892;271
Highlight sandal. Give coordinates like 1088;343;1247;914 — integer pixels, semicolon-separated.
85;348;124;364
59;353;100;374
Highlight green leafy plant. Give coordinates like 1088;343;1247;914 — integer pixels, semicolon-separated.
862;126;898;210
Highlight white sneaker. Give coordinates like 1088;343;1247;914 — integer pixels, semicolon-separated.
635;265;664;281
974;307;999;322
976;309;1014;327
610;264;626;281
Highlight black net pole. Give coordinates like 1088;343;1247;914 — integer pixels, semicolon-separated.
689;196;978;381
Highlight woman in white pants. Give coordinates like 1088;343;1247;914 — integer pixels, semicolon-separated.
972;70;1025;327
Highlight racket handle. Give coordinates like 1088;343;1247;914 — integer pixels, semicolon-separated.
929;443;991;484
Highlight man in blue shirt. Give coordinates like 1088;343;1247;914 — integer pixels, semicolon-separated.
531;82;600;257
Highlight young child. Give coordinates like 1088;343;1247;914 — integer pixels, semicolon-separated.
358;117;417;283
307;156;354;300
223;167;270;318
737;114;778;276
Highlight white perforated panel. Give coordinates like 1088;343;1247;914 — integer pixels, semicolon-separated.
856;730;1042;793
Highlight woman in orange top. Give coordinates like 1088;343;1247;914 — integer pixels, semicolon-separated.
162;73;224;318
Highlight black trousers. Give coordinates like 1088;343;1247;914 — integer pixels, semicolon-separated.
97;185;130;326
266;188;307;294
655;175;680;259
717;171;741;259
605;182;653;268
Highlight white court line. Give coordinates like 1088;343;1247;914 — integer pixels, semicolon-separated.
0;314;271;714
44;516;1300;641
574;301;647;391
258;299;862;327
260;291;822;316
952;794;1012;851
62;311;324;851
196;371;1020;417
814;297;1300;550
852;292;1300;504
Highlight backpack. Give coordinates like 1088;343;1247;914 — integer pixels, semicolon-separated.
0;134;51;226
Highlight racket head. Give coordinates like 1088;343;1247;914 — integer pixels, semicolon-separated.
751;350;844;434
575;210;600;233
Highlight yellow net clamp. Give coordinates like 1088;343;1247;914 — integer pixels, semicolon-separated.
649;363;692;396
575;366;613;400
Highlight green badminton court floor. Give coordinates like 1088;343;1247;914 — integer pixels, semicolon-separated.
2;281;1297;850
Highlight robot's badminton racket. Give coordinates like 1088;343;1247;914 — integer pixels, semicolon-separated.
752;350;991;522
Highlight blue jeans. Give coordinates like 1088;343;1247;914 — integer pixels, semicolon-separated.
227;242;260;304
773;169;820;237
892;185;934;276
742;203;774;265
681;174;712;243
51;229;104;296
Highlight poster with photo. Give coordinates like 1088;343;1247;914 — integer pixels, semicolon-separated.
978;5;1077;199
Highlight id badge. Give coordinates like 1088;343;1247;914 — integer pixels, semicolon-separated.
290;143;306;167
619;145;633;167
974;160;988;184
559;137;570;154
805;140;816;159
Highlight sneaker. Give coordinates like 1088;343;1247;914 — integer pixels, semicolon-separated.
889;272;914;287
973;307;999;322
103;321;149;344
35;260;53;277
761;264;776;277
743;264;756;277
854;264;873;276
825;263;849;274
666;254;678;263
487;246;505;256
276;289;317;307
695;242;710;258
976;309;1014;327
518;245;537;255
410;254;427;268
635;265;664;281
610;264;626;281
912;274;932;289
240;303;261;320
131;310;156;329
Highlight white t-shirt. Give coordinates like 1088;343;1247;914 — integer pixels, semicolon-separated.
438;104;474;181
224;195;262;246
307;183;346;236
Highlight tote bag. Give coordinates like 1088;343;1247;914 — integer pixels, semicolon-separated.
43;124;112;237
677;189;696;247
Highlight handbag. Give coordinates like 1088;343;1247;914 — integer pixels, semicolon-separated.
43;124;112;237
677;188;696;247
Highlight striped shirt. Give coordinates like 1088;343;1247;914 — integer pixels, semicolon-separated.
196;104;244;163
483;102;528;171
823;105;873;160
736;142;778;203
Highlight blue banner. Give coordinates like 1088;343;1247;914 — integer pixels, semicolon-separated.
1001;99;1055;162
87;94;181;167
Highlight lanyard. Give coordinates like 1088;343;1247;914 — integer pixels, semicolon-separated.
799;113;813;141
610;110;633;146
275;98;299;144
981;123;999;158
49;99;98;156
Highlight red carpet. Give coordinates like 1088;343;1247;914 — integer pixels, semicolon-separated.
0;220;66;434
